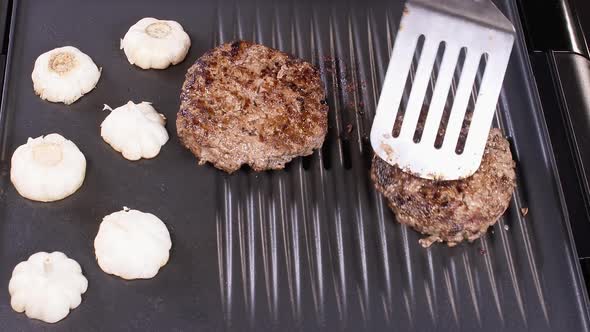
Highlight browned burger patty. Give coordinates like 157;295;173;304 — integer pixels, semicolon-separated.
177;40;328;173
371;128;516;247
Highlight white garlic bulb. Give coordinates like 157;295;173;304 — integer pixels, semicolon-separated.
10;133;86;202
8;252;88;323
121;17;191;69
94;208;172;280
100;101;169;160
31;46;101;104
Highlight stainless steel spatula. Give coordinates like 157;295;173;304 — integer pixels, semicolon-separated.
371;0;515;180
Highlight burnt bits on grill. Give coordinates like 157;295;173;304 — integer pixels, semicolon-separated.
371;128;516;247
177;40;328;173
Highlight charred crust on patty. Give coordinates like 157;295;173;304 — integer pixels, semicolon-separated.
177;40;328;172
371;128;516;248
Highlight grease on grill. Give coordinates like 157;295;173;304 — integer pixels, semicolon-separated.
319;55;368;170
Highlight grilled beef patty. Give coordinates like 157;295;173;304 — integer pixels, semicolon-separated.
371;128;516;247
177;40;328;173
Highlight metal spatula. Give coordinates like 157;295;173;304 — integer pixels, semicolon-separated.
371;0;515;180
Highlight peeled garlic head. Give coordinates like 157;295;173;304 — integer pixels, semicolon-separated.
121;17;191;69
31;46;101;104
94;208;172;280
10;133;86;202
9;252;88;323
100;101;169;160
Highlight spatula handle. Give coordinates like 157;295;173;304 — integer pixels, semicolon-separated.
408;0;514;33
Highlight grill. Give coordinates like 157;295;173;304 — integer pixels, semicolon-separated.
0;0;588;330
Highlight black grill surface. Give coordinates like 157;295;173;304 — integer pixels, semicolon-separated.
0;0;588;331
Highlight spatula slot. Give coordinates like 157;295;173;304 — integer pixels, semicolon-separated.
455;53;488;154
434;46;467;149
413;41;446;143
392;34;425;138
